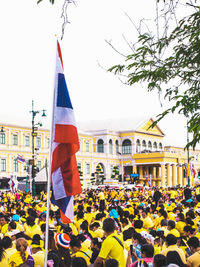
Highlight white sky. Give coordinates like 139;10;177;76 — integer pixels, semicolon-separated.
0;0;193;147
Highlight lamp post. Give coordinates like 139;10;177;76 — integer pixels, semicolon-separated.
186;115;190;187
30;100;46;196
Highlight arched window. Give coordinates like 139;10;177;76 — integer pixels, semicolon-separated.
136;139;141;153
153;142;157;150
159;142;163;150
109;139;113;154
97;139;104;153
122;139;132;154
115;140;119;154
148;141;152;151
142;140;146;151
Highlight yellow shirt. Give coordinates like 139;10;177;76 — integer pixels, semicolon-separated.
176;221;186;235
161;244;186;264
98;233;126;267
142;216;154;229
73;246;92;265
169;228;180;238
9;251;30;267
32;250;45;267
0;253;8;267
187;250;200;267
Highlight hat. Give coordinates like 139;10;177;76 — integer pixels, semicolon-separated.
55;233;70;248
109;209;119;219
12;214;20;222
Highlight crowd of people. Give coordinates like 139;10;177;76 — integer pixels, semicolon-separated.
0;184;199;267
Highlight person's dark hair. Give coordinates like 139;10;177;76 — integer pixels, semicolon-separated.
187;236;200;249
72;257;87;267
1;236;12;249
70;235;81;249
134;220;143;229
103;218;115;233
26;216;35;227
159;209;167;219
77;211;84;220
9;221;17;230
40;223;46;233
160;219;168;227
123;229;133;241
0;238;5;261
91;238;101;249
153;254;167;267
57;244;71;267
166;251;186;267
105;259;119;267
133;233;147;245
177;213;185;222
141;244;154;258
165;234;177;246
121;218;128;225
86;206;91;213
167;220;175;229
183;225;194;234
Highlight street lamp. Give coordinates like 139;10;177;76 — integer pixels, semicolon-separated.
29;100;46;196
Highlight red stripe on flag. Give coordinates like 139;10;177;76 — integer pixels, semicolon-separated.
54;124;79;145
60;154;82;196
57;41;64;70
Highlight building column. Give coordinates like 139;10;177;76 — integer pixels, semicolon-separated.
160;164;165;187
172;164;177;187
153;167;156;178
132;165;137;174
166;164;171;187
177;164;182;186
139;166;143;179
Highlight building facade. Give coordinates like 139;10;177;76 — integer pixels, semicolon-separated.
0;118;199;188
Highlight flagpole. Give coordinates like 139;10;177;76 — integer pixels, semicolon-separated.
44;39;57;267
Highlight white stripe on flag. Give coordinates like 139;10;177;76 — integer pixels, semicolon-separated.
52;167;67;200
65;196;74;219
54;107;76;126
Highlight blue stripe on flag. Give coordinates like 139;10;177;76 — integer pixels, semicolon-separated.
51;188;71;214
57;73;73;109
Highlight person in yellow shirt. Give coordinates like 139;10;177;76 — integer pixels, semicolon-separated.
70;235;92;265
161;234;186;264
94;218;125;267
24;216;42;239
9;237;35;266
175;213;186;235
141;210;154;230
0;215;8;235
187;236;200;267
31;240;45;267
167;220;180;237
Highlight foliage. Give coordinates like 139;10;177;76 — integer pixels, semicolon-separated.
37;0;54;4
108;0;200;149
111;166;120;180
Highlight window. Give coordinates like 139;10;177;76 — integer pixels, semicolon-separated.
115;140;119;154
1;159;6;172
122;139;132;154
109;139;113;154
13;159;18;172
37;160;42;170
97;139;104;153
159;143;162;150
86;163;90;175
47;138;50;149
136;139;141;153
0;133;5;144
148;141;152;151
142;140;146;151
85;142;90;152
153;142;157;150
13;134;18;146
36;137;41;148
25;135;30;147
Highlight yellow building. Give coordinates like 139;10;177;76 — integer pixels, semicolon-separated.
0;118;199;188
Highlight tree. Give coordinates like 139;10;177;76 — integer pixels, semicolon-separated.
78;164;83;186
111;165;120;180
108;0;200;149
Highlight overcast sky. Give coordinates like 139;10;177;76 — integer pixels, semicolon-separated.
0;0;193;147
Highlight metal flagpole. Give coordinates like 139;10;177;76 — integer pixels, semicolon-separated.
44;39;57;267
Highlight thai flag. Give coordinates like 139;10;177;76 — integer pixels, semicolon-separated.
16;154;25;164
145;172;151;187
10;175;16;193
51;41;82;222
